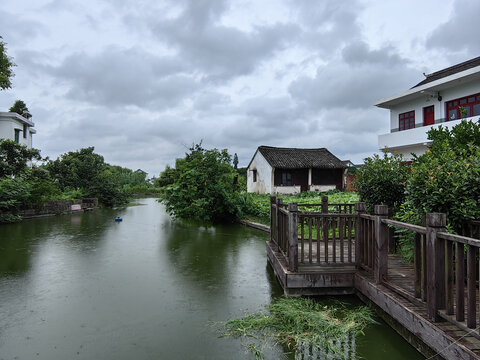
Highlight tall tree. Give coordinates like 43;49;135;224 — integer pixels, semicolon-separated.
0;139;41;178
0;36;15;91
9;100;28;115
233;153;238;169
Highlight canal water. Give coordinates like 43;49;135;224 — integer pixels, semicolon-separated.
0;198;423;359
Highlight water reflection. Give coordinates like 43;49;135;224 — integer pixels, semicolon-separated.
0;199;424;360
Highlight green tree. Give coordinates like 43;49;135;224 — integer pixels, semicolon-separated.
9;100;28;115
46;147;127;206
155;165;178;188
233;153;238;169
160;143;243;223
355;152;408;213
0;139;41;178
0;36;15;91
405;120;480;232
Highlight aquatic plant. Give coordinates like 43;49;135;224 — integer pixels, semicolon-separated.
221;297;375;359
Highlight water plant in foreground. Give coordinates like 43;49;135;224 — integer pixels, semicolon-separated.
221;298;375;360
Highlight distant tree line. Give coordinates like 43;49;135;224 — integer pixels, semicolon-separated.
0;141;158;223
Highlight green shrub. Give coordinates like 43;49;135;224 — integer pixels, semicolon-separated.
355;152;408;213
160;144;243;223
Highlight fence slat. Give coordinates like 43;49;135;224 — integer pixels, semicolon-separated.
340;217;345;263
316;217;321;263
446;240;454;315
467;245;476;328
414;233;421;298
456;242;465;322
308;217;313;264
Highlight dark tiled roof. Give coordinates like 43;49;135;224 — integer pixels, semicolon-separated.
257;146;346;169
413;56;480;88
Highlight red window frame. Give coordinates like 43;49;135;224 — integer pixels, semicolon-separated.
399;110;415;131
446;92;480;121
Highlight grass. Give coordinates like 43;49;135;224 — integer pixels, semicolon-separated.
242;190;360;226
221;297;375;360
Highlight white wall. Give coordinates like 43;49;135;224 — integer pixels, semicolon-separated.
387;81;480;131
272;185;301;195
379;79;480;158
247;151;273;194
0;113;35;148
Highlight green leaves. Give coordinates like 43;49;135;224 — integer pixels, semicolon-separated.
0;37;15;91
355;152;408;213
160;143;242;223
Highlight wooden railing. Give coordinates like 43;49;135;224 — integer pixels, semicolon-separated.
270;196;357;271
297;212;356;266
270;196;480;334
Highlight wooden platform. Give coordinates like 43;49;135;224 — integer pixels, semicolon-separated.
267;242;480;359
267;240;356;296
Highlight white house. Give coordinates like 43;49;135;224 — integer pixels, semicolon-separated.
247;146;347;194
375;56;480;160
0;111;36;148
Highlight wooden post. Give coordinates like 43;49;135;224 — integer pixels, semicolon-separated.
277;198;283;251
288;203;298;272
355;202;366;267
425;213;446;322
414;233;422;298
270;196;276;242
374;205;389;284
322;196;328;214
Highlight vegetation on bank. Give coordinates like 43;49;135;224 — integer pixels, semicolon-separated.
0;140;160;223
355;119;480;261
241;191;359;225
157;143;358;224
221;298;375;360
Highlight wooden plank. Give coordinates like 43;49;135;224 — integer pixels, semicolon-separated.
332;217;337;263
422;235;427;302
456;242;465;322
308;217;313;264
300;216;304;264
439;232;480;247
348;217;353;263
382;219;428;234
446;240;454;315
323;217;329;263
339;217;345;262
355;272;479;360
414;233;421;298
316;217;321;263
467;245;476;328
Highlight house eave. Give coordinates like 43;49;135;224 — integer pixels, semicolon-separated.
374;65;480;109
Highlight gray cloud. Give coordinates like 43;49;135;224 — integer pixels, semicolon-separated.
289;42;419;110
46;46;199;109
426;0;480;55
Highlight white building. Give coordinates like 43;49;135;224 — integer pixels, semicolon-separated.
247;146;346;194
0;111;36;148
375;56;480;160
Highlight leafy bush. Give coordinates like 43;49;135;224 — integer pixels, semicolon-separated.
355;152;408;213
160;144;243;223
0;178;31;222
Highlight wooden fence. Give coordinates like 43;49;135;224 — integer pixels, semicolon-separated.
270;196;480;335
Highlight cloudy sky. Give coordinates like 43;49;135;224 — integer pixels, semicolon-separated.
1;0;479;176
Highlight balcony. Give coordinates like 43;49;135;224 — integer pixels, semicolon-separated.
378;118;474;155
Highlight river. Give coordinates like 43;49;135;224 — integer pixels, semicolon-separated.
0;198;423;359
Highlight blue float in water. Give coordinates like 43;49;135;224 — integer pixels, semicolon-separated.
114;217;123;222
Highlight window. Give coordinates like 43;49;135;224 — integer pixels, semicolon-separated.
14;129;20;143
23;124;27;139
446;92;480;120
281;171;292;186
252;169;257;182
399;111;415;131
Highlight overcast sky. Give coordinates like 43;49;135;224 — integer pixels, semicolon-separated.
1;0;479;176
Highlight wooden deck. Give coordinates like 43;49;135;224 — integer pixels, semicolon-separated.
266;197;480;359
266;242;480;359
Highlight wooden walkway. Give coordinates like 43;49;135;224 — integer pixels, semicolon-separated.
266;197;480;360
